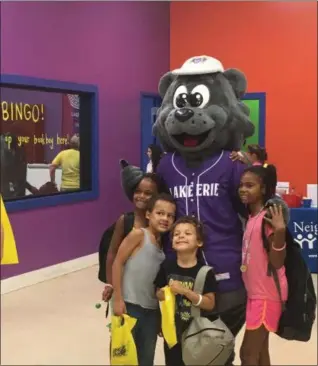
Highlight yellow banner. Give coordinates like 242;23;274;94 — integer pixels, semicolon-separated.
1;195;19;265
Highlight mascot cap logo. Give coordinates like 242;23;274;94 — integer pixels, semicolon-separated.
172;55;224;76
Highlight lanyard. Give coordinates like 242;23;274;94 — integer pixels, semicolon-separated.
241;208;264;272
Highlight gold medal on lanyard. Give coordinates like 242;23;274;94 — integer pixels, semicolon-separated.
240;264;247;273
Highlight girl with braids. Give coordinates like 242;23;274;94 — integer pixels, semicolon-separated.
238;164;287;366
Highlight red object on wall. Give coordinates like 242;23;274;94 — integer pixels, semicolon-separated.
170;1;317;193
282;194;302;208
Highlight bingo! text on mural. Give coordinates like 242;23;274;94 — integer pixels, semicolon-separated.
1;101;70;150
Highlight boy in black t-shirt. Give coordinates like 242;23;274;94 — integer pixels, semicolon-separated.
154;216;218;366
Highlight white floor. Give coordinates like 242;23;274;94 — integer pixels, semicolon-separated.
1;266;317;365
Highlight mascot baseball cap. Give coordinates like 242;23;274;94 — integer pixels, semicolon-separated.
172;55;224;75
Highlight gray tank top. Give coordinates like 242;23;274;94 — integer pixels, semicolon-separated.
122;228;165;309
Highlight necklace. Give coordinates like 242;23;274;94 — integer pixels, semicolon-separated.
240;206;264;273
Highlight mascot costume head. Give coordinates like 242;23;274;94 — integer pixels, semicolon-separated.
120;56;288;353
154;56;254;160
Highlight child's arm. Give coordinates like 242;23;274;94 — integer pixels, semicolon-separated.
112;229;143;315
156;288;165;301
154;262;168;301
105;215;125;285
267;229;286;269
264;205;286;269
169;270;217;312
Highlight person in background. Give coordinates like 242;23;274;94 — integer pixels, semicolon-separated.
230;144;268;167
112;193;176;366
146;144;163;173
49;134;80;192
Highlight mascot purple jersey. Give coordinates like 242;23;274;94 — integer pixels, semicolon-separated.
157;149;246;293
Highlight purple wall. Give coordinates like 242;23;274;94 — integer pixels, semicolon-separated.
1;87;63;162
1;1;170;279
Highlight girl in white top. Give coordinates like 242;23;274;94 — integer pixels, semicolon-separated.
146;144;163;173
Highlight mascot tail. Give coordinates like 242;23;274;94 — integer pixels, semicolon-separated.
120;160;144;201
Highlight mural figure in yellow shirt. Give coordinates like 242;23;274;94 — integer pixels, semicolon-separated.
1;195;19;265
50;134;80;191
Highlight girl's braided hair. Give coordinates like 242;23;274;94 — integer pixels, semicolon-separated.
244;163;277;204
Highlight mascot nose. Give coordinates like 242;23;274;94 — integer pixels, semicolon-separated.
175;108;194;122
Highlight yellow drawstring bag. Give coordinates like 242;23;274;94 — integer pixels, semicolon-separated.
110;314;138;365
1;195;19;265
159;286;178;348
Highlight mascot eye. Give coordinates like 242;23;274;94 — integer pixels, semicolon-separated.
190;85;210;108
173;86;188;109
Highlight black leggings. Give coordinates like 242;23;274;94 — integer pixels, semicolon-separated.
164;302;246;366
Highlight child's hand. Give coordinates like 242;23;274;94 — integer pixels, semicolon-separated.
102;285;113;302
169;279;186;295
156;288;165;301
113;298;127;316
264;204;286;232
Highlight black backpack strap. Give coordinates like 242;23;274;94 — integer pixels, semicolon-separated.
98;223;116;283
268;263;285;312
261;218;285;312
123;212;135;238
261;217;270;252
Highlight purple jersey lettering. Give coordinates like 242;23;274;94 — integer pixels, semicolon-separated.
156;150;247;293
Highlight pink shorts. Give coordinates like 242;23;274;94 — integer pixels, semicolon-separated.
246;298;282;332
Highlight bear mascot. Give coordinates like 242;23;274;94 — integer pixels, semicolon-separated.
120;56;288;365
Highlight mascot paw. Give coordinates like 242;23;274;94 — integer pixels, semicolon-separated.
119;159;144;201
266;196;290;225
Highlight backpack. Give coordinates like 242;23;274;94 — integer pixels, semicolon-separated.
261;219;317;342
181;266;235;366
98;212;135;283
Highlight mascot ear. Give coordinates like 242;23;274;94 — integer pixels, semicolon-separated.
119;160;144;202
238;100;250;117
223;68;247;99
158;72;176;98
